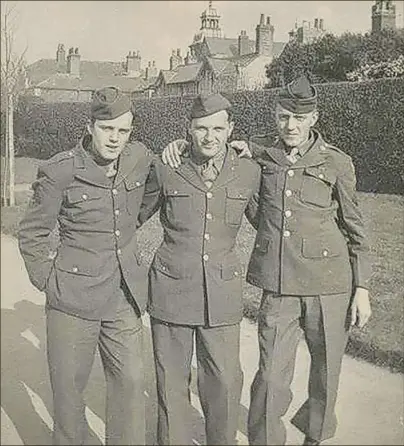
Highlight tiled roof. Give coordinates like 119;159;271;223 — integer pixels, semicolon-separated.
204;37;255;58
273;42;287;58
164;63;204;85
26;59;124;86
36;73;148;93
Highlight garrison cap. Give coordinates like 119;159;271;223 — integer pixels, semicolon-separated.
91;86;132;120
277;75;317;114
190;93;232;119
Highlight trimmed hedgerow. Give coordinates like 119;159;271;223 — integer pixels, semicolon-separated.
12;77;404;194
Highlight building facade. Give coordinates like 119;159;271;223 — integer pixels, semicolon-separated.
371;0;397;32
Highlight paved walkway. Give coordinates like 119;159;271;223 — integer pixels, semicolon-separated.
1;234;403;445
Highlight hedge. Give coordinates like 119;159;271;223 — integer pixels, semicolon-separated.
9;77;404;195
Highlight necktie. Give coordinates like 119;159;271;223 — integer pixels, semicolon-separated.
286;147;300;164
200;158;218;183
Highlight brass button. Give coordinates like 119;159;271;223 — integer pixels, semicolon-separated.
285;189;292;197
285;210;292;218
206;213;212;220
114;209;120;216
203;254;209;261
135;181;141;187
82;194;88;200
72;266;78;273
115;230;121;237
204;233;210;240
112;188;118;195
287;170;294;177
117;248;122;255
206;192;213;199
319;173;325;180
234;271;239;277
323;249;329;257
283;230;291;238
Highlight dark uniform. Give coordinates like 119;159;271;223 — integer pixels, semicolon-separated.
138;94;261;445
18;87;153;445
246;77;371;445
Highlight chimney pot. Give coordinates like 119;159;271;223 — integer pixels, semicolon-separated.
266;16;271;25
75;47;79;54
260;13;265;24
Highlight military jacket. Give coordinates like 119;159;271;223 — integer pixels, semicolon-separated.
138;146;261;326
18;138;153;320
247;130;370;296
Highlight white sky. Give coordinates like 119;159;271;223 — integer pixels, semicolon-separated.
4;0;404;70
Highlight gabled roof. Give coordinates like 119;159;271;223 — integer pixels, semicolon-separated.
273;42;287;58
26;58;125;86
160;63;204;85
35;73;148;93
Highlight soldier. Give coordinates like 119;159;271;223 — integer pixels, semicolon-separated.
18;86;153;445
161;75;372;446
137;93;261;445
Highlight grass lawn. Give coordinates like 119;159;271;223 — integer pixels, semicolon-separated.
2;191;403;373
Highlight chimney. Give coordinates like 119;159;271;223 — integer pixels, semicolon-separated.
56;43;66;72
126;50;141;75
67;47;80;76
145;60;158;79
314;18;319;28
238;30;250;56
319;18;324;30
170;49;183;70
255;14;274;56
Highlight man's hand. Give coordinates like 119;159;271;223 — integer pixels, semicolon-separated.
229;140;252;159
350;287;371;328
161;139;188;168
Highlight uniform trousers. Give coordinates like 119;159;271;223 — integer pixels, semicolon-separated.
248;291;351;445
151;317;243;445
46;294;145;445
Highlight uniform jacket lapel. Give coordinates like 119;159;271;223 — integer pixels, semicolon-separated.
73;140;111;188
114;143;141;186
214;146;238;189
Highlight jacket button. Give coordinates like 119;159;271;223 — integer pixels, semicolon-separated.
206;213;212;220
82;194;88;200
68;151;73;156
283;230;291;237
115;230;121;236
114;209;120;216
323;249;329;257
72;266;78;273
234;271;239;277
206;192;213;199
204;233;210;240
285;210;292;218
203;254;209;261
287;170;294;177
117;248;122;255
285;189;292;197
135;181;141;187
319;173;325;180
112;188;118;195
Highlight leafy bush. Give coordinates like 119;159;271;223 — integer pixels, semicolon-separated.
12;77;404;194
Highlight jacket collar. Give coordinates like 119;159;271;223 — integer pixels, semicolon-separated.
174;144;239;192
261;129;328;168
73;137;140;188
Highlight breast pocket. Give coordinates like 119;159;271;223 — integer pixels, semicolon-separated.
64;188;104;221
225;187;248;226
300;166;336;208
125;177;147;215
164;188;192;227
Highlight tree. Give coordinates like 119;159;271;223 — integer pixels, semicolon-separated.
1;1;27;207
266;28;404;87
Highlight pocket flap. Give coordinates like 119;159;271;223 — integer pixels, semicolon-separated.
166;188;190;197
304;166;336;185
254;236;271;253
125;177;147;190
221;262;243;281
66;188;96;204
152;254;183;279
226;187;248;200
55;256;100;276
301;238;341;259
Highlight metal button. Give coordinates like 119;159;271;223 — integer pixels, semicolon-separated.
204;233;210;240
206;192;213;199
318;173;325;180
285;189;292;197
323;249;329;257
135;181;141;187
114;209;120;216
115;229;121;236
117;248;122;255
68;151;73;156
82;194;88;200
206;213;212;220
231;167;235;171
203;254;209;261
72;266;78;273
234;271;239;277
283;230;291;237
173;190;178;195
112;188;118;195
287;170;294;177
285;210;292;218
262;166;267;171
162;265;166;270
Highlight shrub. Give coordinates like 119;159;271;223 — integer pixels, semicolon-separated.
12;77;404;194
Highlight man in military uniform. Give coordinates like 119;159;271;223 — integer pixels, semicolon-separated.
245;75;372;446
137;93;261;445
18;87;153;445
161;76;372;446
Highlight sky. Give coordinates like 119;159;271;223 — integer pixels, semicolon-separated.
3;0;404;70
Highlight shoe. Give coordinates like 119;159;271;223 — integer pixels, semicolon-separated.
303;437;320;445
